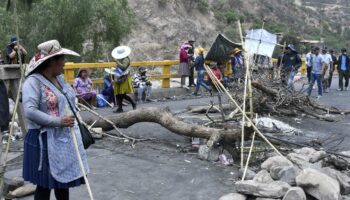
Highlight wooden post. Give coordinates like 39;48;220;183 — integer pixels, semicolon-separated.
64;62;75;84
162;65;171;88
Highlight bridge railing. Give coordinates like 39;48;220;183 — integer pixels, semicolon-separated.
63;58;307;88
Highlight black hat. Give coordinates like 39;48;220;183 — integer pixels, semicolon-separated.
341;48;347;52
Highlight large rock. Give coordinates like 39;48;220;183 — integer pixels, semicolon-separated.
261;156;293;172
321;167;350;195
309;151;327;163
254;170;274;184
282;187;306;200
296;168;341;200
238;168;256;180
218;193;246;200
294;147;316;157
235;180;291;198
270;165;300;186
287;153;321;170
198;145;220;161
325;155;349;170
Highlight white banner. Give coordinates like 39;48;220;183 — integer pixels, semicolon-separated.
244;29;277;58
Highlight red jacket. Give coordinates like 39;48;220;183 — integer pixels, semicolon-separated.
179;49;189;64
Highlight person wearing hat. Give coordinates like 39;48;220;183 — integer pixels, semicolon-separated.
22;40;88;199
179;43;192;88
193;48;212;96
230;48;244;82
73;68;97;108
337;48;350;91
132;67;152;102
111;46;136;113
6;35;27;64
279;44;301;90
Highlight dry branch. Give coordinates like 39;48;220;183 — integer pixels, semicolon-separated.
82;107;252;143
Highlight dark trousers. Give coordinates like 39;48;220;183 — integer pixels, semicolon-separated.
116;94;136;111
188;67;195;86
34;186;69;200
328;71;333;88
339;70;350;90
307;67;312;83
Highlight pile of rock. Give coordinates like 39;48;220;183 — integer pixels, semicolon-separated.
219;147;350;200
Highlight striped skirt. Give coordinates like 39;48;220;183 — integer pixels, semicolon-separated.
23;129;85;189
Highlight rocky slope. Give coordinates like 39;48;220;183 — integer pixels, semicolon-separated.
123;0;348;61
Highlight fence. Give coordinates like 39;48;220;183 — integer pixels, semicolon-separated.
64;59;307;88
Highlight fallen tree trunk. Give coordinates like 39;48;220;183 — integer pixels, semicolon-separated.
82;107;252;143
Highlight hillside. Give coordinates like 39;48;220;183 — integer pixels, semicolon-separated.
122;0;350;61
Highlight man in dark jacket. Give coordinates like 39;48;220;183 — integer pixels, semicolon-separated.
337;48;350;91
278;44;302;90
187;40;196;87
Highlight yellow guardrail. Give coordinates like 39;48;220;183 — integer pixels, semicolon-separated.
64;58;307;88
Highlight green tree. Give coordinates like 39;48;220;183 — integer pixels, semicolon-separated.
1;0;135;62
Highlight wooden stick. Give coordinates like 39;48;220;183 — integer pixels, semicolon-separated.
204;64;283;157
242;131;256;180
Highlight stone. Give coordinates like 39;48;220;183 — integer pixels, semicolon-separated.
238;168;256;180
218;193;246;200
256;198;281;200
287;153;321;170
282;187;306;200
294;147;316;158
270;165;300;186
198;145;220;161
261;156;293;172
296;168;341;200
325;155;349;170
253;170;274;184
3;169;24;195
321;167;350;195
235;180;291;198
309;151;327;163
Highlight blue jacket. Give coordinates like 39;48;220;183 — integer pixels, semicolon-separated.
193;55;205;71
338;54;350;72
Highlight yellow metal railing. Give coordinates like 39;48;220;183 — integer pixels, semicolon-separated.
64;60;179;88
64;58;307;88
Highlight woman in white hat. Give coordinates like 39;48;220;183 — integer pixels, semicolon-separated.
22;40;88;200
111;46;136;113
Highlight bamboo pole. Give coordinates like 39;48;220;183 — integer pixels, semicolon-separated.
204;64;283;157
65;106;94;200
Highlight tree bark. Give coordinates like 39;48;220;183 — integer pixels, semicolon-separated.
82;107;251;143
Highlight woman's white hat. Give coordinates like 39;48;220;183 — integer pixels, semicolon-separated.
25;40;80;77
111;46;131;60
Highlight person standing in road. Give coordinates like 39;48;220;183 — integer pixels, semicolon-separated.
179;43;191;88
193;48;212;96
305;47;314;83
329;49;337;89
320;48;333;93
307;47;324;99
187;40;196;87
337;48;350;91
279;44;302;91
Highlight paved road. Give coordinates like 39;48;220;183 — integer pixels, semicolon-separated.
18;76;350;200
